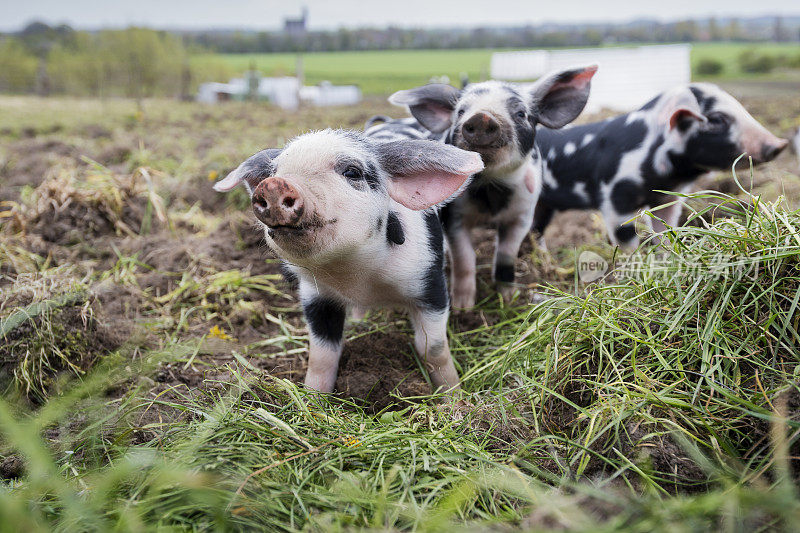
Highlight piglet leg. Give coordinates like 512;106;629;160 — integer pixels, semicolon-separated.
649;193;686;242
494;210;533;302
410;308;460;393
448;224;477;309
301;290;347;393
602;208;640;252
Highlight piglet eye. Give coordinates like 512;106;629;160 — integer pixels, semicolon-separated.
516;110;526;119
342;166;362;180
457;109;465;117
706;112;729;131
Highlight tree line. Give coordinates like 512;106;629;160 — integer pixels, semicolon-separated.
0;23;234;97
188;16;799;54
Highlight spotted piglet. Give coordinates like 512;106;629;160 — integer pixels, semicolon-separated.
374;65;597;308
534;83;789;250
213;130;483;393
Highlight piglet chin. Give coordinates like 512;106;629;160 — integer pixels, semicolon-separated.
266;225;311;238
263;227;316;259
459;143;512;169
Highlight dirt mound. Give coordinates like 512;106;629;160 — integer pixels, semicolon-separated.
173;176;233;211
32;197;148;245
4;170;165;246
96;143;132;167
1;291;126;403
0;139;81;202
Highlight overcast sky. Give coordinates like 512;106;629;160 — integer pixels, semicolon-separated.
3;0;799;32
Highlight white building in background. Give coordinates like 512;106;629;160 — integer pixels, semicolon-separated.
491;44;692;112
197;74;361;109
299;82;361;107
196;76;300;109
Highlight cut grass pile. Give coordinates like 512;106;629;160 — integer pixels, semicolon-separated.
2;179;800;530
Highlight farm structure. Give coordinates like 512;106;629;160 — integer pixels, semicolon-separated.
491;44;692;111
197;71;361;109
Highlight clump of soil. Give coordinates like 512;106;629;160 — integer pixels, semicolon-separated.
0;455;24;480
1;268;132;403
439;395;536;453
0;139;79;202
136;216;269;276
4;170;164;246
618;420;708;492
0;302;125;403
96;143;132;166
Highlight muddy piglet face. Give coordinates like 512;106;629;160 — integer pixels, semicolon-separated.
214;130;483;263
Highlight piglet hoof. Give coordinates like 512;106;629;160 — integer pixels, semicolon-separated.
433;384;461;401
451;282;476;310
498;283;519;304
303;373;336;394
430;377;461;398
350;306;367;321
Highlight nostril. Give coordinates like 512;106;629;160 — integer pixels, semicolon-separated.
464;124;475;134
486;123;498;133
282;196;295;209
762;145;780;161
253;199;268;212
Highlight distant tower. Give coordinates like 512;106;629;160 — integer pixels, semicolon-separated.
284;7;308;36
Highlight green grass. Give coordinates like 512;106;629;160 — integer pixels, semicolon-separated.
193;48;497;95
195;42;800;95
691;42;800;80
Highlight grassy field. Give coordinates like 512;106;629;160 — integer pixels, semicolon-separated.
193;48;496;95
1;89;800;530
193;42;800;95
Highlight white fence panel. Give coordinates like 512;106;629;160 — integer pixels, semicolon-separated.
491;44;692;112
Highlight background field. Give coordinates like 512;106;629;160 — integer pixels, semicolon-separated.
192;42;800;95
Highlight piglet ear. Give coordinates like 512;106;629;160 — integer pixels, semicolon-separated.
389;84;461;133
214;148;282;196
376;140;484;210
530;64;597;129
668;107;707;131
657;87;707;132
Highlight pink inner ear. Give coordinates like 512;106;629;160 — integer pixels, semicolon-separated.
669;107;706;130
549;65;598;93
415;101;455;133
388;171;470;210
213;170;243;192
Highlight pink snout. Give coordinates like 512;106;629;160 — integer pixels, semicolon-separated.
252;177;305;227
759;138;789;163
462;113;501;147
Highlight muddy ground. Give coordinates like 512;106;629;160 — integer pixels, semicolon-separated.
1;85;800;416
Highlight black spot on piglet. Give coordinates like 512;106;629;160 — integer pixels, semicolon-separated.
615;224;636;244
386;211;405;245
303;297;346;345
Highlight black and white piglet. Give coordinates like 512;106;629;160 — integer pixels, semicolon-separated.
534;83;789;249
213;130;483;393
368;65;597;308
